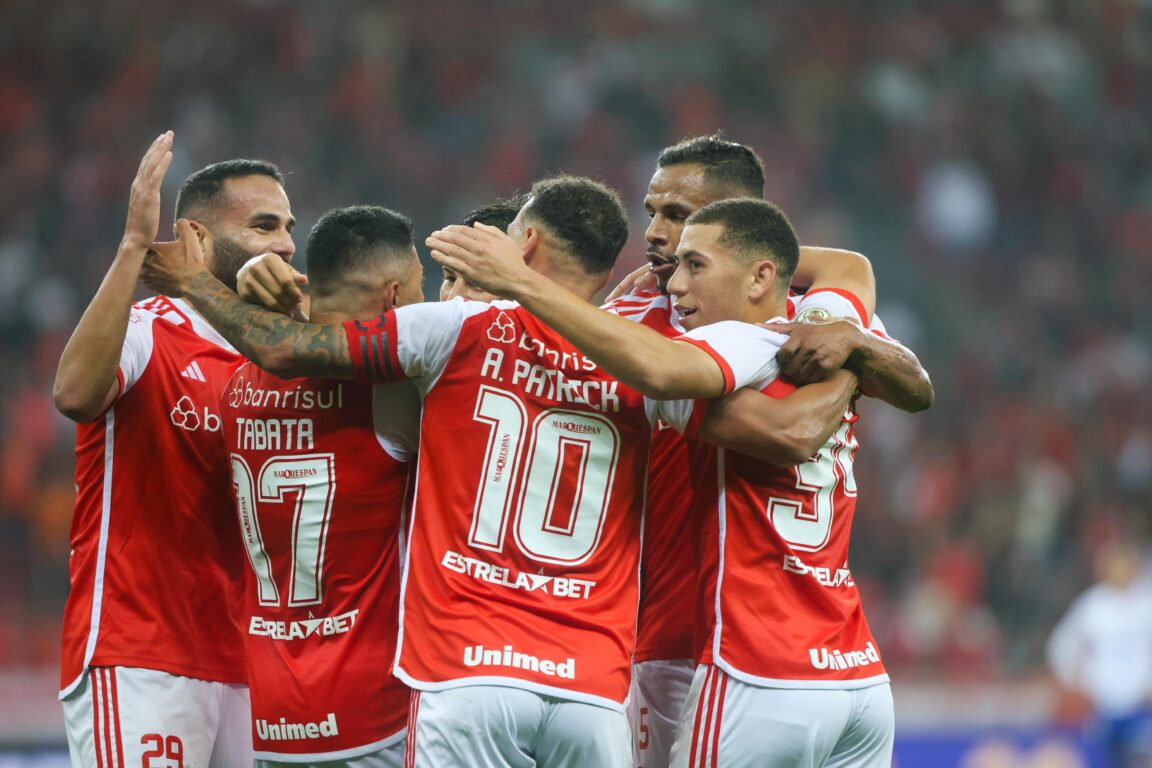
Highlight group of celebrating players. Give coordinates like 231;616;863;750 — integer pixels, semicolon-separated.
53;129;932;767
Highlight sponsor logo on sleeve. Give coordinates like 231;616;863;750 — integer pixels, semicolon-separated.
794;307;831;324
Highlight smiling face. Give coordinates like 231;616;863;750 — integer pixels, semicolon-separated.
200;174;296;290
643;163;721;291
666;222;764;330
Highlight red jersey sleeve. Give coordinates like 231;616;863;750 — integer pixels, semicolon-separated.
344;313;405;385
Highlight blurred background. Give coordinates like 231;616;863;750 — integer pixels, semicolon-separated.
1;0;1150;765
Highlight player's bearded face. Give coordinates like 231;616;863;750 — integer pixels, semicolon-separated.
208;234;260;292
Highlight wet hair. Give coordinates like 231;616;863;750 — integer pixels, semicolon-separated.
174;159;285;219
462;196;525;232
305;205;415;292
520;175;628;277
656;135;765;198
686;198;798;283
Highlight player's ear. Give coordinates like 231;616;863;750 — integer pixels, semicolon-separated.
382;279;402;312
748;259;777;300
521;227;540;264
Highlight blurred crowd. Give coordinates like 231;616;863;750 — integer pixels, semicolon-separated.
1;0;1150;686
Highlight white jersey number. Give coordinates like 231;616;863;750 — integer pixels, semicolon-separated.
469;385;619;565
231;453;337;607
767;418;856;552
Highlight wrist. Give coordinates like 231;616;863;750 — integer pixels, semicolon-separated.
508;268;547;305
186;268;219;298
119;235;151;257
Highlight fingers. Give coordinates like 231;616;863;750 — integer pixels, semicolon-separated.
172;219;207;263
237;254;305;309
136;132;174;191
136;131;173;174
763;321;795;335
425;238;470;272
605;264;650;302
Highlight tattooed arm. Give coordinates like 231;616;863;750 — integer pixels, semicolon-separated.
144;219;355;379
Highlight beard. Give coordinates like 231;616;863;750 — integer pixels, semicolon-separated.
209;234;261;292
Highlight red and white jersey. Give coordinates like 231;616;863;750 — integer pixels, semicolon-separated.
692;384;888;688
220;363;418;760
344;300;780;710
786;288;872;329
610;287;886;685
604;291;696;662
61;297;246;696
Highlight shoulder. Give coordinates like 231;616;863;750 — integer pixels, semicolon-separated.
602;289;665;315
681;320;787;347
130;295;189;329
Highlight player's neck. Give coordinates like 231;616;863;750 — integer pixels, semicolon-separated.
723;296;787;325
309;290;389;325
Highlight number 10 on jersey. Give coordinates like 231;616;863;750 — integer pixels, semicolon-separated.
468;385;620;566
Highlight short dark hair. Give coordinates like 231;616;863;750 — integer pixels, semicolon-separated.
305;205;415;292
462;196;525;232
686;199;798;284
657;135;765;198
175;159;285;219
521;176;628;276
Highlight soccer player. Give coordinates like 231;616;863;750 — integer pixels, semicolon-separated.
217;206;423;765
441;198;523;301
142;174;824;767
610;134;931;768
52;132;296;766
234;196;524;318
430;197;897;767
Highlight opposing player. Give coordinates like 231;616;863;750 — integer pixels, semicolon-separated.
215;206;423;765
52;133;296;766
431;197;897;767
610;134;930;768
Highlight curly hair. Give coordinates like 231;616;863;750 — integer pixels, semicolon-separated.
521;175;628;277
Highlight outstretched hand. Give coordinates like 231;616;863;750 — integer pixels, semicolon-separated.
426;223;535;300
124;131;174;251
763;316;869;385
142;219;211;297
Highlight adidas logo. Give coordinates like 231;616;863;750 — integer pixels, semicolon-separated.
180;361;207;382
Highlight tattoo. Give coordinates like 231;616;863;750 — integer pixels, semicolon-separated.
186;271;354;378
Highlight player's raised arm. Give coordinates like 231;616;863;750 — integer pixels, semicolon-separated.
773;243;933;413
144;219;355;380
53;131;174;422
697;369;859;465
428;223;730;399
792;246;876;315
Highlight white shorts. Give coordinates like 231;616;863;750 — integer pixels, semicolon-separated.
62;666;252;768
406;686;631;768
669;665;894;768
256;740;404;768
629;659;694;768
